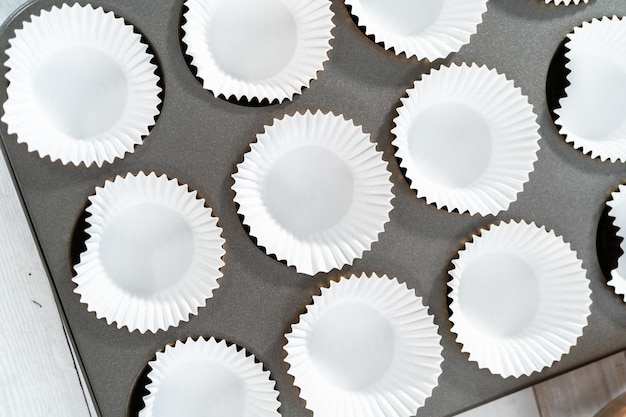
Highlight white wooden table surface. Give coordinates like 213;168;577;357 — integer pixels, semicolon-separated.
0;2;554;417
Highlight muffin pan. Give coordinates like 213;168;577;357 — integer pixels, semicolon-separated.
2;1;626;417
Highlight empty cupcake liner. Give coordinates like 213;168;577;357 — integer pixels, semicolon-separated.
2;3;162;167
554;17;626;162
611;253;626;301
344;0;488;61
232;110;393;276
284;273;443;417
607;184;626;299
545;0;589;5
449;220;591;378
182;0;334;103
72;172;225;333
392;63;540;216
140;337;281;417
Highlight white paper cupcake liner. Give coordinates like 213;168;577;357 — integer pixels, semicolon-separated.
182;0;334;103
284;273;443;417
232;110;393;276
449;220;591;378
392;63;540;216
139;337;281;417
554;17;626;162
611;255;626;302
606;184;626;299
72;172;225;333
344;0;487;61
2;4;162;167
545;0;589;5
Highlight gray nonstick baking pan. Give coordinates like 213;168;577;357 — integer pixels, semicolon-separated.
2;0;626;416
